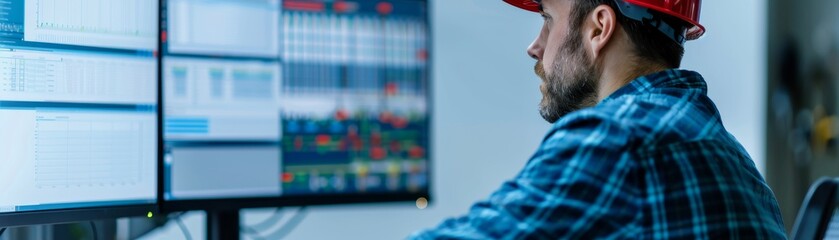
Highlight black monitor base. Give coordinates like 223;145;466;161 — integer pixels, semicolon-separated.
207;210;240;240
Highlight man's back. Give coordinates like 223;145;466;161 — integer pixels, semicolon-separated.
412;70;786;239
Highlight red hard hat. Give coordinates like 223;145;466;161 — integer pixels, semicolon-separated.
504;0;705;41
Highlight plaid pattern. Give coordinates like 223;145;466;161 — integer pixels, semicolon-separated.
411;70;787;239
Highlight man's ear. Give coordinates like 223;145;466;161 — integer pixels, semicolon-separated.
585;5;617;59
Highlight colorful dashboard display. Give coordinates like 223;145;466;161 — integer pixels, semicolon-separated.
162;0;429;201
280;0;429;195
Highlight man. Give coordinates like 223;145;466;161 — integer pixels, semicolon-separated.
411;0;787;239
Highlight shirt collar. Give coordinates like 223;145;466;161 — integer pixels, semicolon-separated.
602;69;707;103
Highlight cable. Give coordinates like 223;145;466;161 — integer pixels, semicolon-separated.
241;208;284;235
241;228;267;240
89;221;98;240
171;212;193;240
264;206;308;240
240;207;308;240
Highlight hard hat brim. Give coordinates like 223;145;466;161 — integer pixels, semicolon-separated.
503;0;540;12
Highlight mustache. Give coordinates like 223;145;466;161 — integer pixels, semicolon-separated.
534;61;546;79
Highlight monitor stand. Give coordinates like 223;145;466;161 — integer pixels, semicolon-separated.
206;210;240;240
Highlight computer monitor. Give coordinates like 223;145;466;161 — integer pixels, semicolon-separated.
160;0;430;211
0;0;159;226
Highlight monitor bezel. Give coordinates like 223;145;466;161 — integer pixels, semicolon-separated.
157;0;434;213
0;205;157;228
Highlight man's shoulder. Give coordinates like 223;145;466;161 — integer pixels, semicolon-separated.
545;87;727;149
540;106;638;155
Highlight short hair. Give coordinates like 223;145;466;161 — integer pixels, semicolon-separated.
568;0;688;68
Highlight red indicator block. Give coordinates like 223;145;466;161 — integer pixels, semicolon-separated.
385;82;398;96
294;136;304;150
379;111;392;123
284;1;326;11
315;134;331;146
417;49;428;61
335;109;349;121
409;146;425;159
370;147;387;160
376;2;393;15
333;1;358;13
282;173;295;183
391;116;408;129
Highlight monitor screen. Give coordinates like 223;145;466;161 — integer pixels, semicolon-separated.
0;0;158;215
162;0;429;204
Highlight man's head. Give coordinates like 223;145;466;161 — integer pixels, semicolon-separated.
516;0;701;123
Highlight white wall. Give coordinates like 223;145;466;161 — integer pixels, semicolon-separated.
141;0;767;239
681;0;767;174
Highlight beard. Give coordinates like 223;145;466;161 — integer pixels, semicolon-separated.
536;29;600;123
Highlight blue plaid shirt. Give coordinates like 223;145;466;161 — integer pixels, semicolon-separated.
411;70;787;239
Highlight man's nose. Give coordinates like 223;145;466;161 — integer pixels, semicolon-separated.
527;38;544;60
